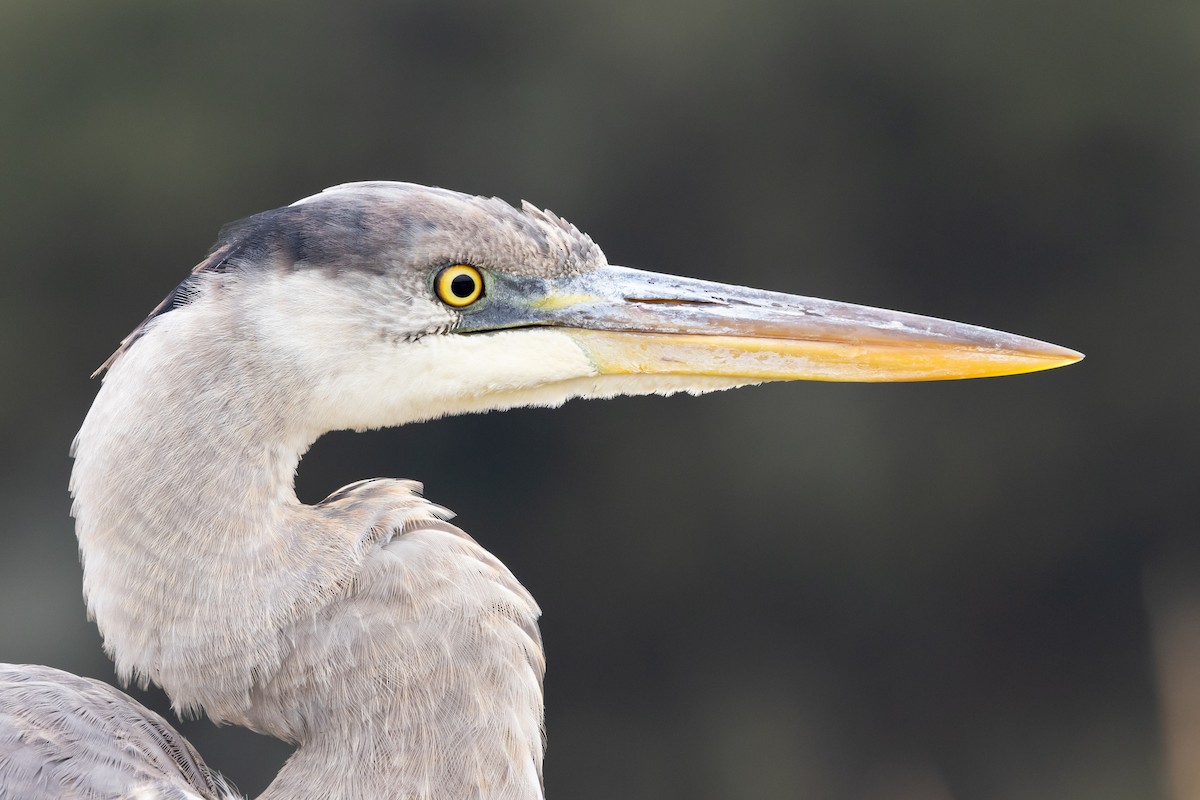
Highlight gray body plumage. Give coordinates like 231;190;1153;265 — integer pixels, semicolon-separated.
0;182;1080;799
0;664;234;799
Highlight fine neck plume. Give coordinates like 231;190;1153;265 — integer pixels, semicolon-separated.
70;291;546;799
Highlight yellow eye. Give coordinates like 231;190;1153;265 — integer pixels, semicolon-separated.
435;264;484;308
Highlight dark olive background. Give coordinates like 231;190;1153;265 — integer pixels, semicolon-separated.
2;2;1197;798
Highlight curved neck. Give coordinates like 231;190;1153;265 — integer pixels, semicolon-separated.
72;305;328;719
71;304;546;798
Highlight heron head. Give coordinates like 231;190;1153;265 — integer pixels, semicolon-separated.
101;181;1081;433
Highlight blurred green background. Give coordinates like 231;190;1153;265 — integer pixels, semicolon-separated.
1;1;1197;798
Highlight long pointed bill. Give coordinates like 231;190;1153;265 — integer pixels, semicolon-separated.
455;265;1083;382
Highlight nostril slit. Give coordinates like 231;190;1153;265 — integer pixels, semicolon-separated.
623;297;724;306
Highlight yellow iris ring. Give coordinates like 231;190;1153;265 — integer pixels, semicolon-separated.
435;264;484;307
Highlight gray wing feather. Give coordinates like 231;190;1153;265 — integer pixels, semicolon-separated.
0;664;238;800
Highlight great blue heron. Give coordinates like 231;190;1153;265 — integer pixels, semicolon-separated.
0;182;1081;799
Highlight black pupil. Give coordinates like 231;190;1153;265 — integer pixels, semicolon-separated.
450;273;477;298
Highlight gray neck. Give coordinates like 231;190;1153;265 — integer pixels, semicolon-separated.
71;301;545;799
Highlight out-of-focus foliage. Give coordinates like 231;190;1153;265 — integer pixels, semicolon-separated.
1;0;1197;798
